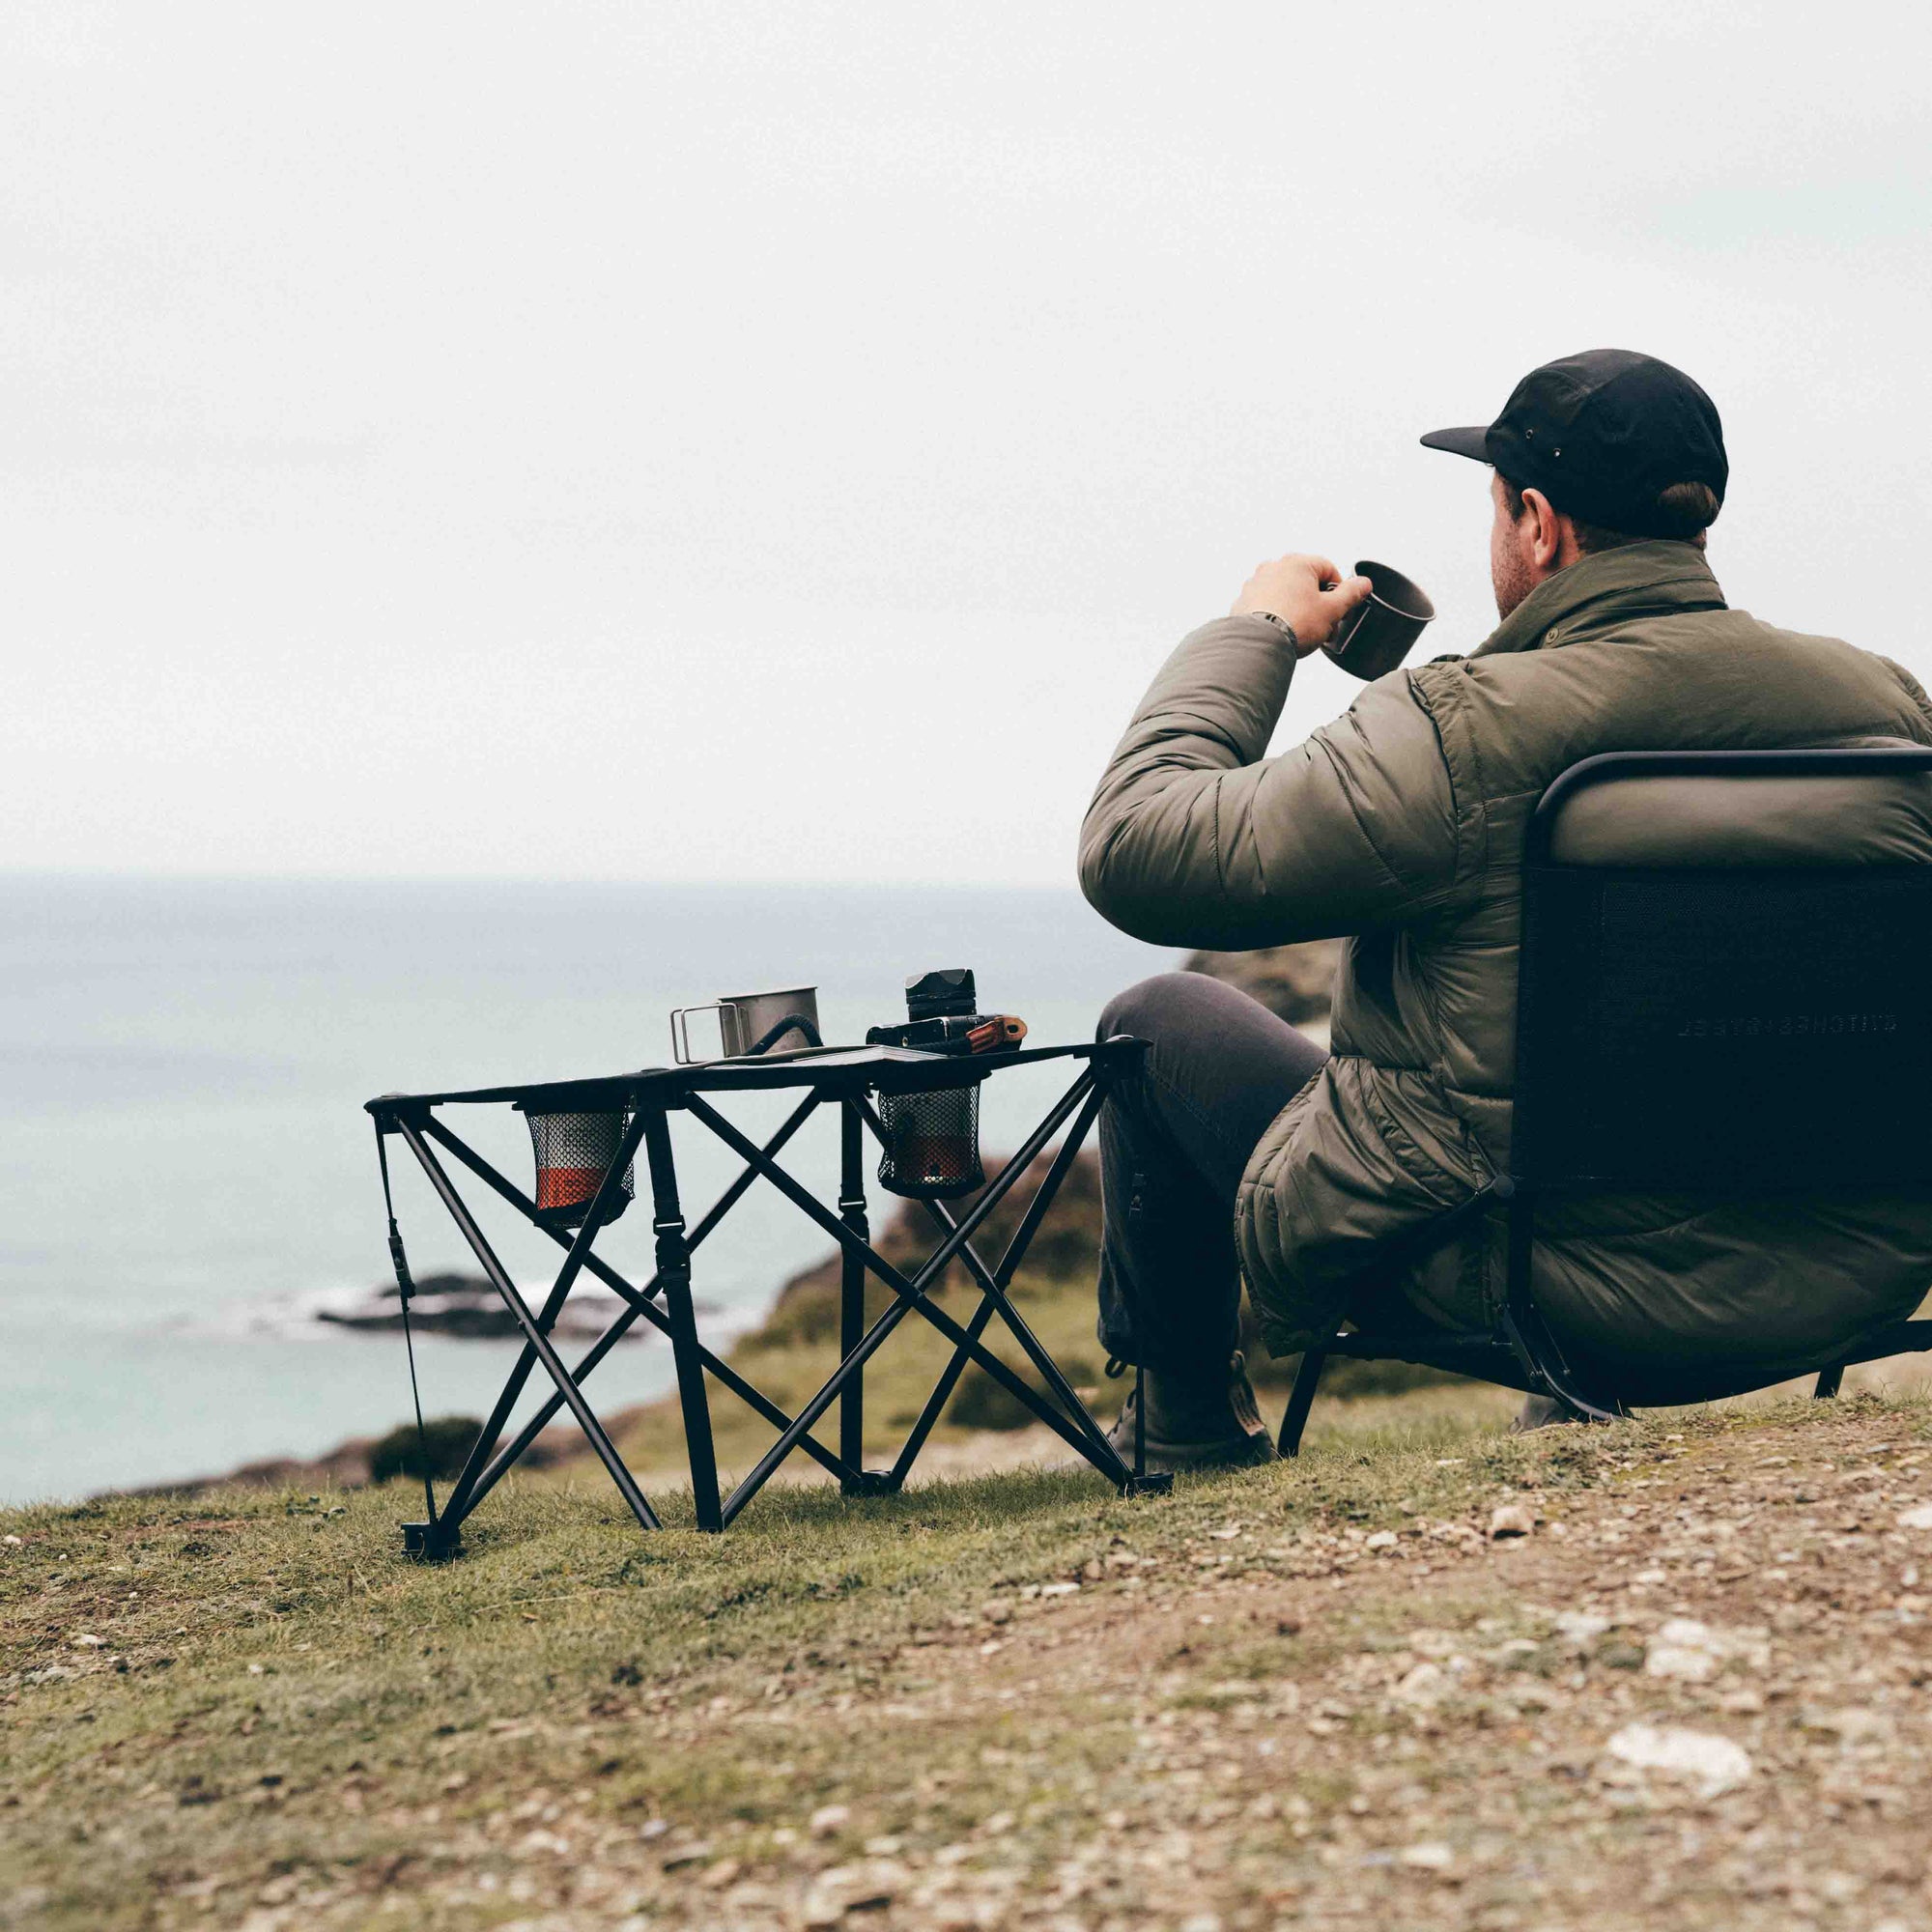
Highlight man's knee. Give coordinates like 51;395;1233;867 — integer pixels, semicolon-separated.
1098;970;1217;1045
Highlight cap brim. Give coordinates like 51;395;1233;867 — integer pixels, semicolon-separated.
1419;425;1492;462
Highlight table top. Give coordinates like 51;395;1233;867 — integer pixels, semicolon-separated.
365;1036;1142;1117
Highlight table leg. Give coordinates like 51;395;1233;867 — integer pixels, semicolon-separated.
692;1080;1117;1523
395;1120;662;1534
838;1099;875;1493
641;1103;723;1532
420;1102;861;1516
880;1079;1122;1485
434;1107;649;1530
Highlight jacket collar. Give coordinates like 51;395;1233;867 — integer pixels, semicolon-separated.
1468;541;1726;658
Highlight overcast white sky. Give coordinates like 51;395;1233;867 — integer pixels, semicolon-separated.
4;2;1929;884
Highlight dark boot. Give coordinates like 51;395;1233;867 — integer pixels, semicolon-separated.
1103;1350;1279;1473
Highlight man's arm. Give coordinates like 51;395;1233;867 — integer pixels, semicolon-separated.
1078;554;1466;949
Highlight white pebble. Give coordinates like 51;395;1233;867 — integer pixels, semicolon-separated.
1606;1722;1751;1798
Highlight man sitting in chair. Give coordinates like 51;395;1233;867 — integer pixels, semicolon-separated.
1079;349;1932;1471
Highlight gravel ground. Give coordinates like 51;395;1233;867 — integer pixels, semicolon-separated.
600;1395;1932;1930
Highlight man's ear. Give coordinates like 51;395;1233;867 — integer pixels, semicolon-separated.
1519;486;1567;570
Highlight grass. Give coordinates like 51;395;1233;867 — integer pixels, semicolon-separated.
0;1365;1522;1929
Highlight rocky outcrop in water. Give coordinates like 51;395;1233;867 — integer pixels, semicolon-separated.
313;1271;638;1340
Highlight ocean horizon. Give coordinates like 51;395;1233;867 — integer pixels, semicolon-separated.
0;871;1174;1504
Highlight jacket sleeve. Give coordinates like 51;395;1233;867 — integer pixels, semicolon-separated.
1078;614;1466;948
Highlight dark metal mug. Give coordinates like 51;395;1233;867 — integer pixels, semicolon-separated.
1324;558;1435;681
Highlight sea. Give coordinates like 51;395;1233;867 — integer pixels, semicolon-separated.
0;874;1175;1504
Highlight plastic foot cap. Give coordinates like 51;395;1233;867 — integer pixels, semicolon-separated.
402;1520;462;1561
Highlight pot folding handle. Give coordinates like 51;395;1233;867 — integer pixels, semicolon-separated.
669;1003;725;1065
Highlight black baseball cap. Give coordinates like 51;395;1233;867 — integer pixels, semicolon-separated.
1422;348;1727;538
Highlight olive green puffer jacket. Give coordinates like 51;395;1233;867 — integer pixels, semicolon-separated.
1080;542;1932;1401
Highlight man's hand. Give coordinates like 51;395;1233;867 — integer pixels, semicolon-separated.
1231;554;1373;655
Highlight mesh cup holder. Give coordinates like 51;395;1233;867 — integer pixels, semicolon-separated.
522;1107;635;1229
875;1079;984;1200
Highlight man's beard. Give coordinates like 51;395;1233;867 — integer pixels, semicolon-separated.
1492;544;1535;621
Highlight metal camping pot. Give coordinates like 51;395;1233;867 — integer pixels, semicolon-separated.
670;985;821;1064
1324;558;1436;681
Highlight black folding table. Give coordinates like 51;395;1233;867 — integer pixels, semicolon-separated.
364;1037;1168;1554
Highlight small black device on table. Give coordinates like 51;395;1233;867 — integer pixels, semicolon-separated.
365;968;1169;1558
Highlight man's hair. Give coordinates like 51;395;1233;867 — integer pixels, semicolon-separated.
1497;473;1719;554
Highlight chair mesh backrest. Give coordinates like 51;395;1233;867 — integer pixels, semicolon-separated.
1516;759;1932;1194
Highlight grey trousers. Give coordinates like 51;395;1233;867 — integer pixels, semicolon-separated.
1095;972;1329;1378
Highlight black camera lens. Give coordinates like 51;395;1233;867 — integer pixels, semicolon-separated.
905;968;976;1020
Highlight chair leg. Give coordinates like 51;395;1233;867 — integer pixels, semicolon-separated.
1278;1349;1326;1458
1813;1364;1844;1400
1501;1189;1624;1425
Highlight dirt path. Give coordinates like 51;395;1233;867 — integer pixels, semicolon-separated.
618;1399;1932;1929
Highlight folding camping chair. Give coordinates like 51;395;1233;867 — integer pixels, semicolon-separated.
1279;747;1932;1452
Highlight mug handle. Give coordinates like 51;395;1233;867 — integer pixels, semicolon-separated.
669;1003;724;1065
1326;594;1366;654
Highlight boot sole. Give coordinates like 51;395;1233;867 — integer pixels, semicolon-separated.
1102;1430;1279;1475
